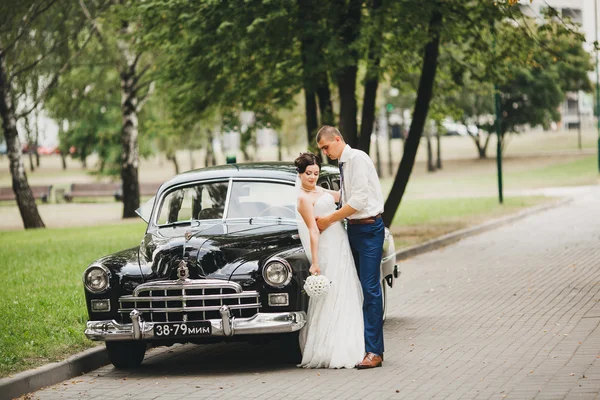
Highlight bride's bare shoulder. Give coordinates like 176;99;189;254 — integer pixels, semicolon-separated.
297;192;310;206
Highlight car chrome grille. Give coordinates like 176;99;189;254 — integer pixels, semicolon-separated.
118;279;260;323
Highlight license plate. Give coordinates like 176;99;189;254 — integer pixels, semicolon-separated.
153;321;212;338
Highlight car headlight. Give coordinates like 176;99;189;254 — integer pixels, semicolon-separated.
83;264;111;294
262;257;292;288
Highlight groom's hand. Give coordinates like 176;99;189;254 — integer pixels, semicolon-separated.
316;216;331;232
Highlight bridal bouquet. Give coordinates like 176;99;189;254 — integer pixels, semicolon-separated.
303;274;331;298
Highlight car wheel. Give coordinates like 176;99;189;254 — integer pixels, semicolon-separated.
105;341;146;369
279;331;302;364
381;279;388;324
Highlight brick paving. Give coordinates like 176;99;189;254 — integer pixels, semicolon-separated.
26;187;600;400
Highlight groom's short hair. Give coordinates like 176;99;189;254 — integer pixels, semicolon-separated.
316;125;343;142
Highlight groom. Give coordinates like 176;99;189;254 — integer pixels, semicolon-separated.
315;125;386;369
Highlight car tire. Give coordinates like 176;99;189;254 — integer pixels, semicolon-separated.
381;279;388;324
105;341;147;369
279;331;302;364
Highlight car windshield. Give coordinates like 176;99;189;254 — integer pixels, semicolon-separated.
227;181;297;220
155;180;297;226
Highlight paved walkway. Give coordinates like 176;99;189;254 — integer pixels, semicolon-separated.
26;186;600;400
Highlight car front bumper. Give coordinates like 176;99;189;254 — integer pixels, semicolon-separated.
85;305;307;341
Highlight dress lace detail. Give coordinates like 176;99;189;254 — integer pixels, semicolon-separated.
296;192;365;368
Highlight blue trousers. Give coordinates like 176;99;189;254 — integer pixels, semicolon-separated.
347;217;385;355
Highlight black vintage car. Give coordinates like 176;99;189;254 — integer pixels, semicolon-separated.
83;162;399;368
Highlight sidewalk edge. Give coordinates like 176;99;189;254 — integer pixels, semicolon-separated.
395;197;572;262
0;346;108;400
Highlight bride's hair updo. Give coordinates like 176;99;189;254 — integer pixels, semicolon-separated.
294;152;321;173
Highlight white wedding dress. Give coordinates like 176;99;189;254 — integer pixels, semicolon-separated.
297;192;365;369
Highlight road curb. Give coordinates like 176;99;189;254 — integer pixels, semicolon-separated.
394;197;572;262
0;346;108;400
0;197;572;400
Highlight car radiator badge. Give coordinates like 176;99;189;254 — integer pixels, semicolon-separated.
177;260;190;281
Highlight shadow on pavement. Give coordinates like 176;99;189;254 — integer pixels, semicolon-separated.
111;340;299;378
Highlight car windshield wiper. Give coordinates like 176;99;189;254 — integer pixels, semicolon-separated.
248;216;296;225
159;220;202;228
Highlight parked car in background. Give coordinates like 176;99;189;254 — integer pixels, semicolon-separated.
82;163;399;368
442;118;478;137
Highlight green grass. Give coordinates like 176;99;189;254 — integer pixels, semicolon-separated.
0;222;146;377
389;195;551;249
393;196;548;226
505;155;598;188
380;155;599;200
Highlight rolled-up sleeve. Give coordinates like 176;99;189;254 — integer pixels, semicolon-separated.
347;156;369;211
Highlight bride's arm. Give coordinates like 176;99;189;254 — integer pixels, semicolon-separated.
297;195;321;275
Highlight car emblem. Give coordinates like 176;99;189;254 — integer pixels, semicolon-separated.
177;260;190;281
185;231;193;241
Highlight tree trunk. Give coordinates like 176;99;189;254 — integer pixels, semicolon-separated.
189;149;195;170
167;154;179;175
119;40;140;219
358;77;377;154
80;145;88;169
357;0;384;155
60;150;67;170
28;150;35;172
471;129;491;159
298;0;321;152
0;47;45;229
436;122;442;169
277;131;283;161
383;9;442;228
335;0;362;147
24;118;35;172
316;73;333;126
205;130;216;166
303;88;318;150
426;130;435;172
34;111;40;167
337;67;358;148
375;121;381;176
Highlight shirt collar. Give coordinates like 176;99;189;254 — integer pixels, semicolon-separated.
339;144;352;163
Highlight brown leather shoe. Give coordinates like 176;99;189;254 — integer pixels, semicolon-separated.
356;353;383;369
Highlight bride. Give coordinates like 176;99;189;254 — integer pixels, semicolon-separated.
294;152;365;369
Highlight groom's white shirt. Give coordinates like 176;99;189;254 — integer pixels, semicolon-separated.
339;144;384;220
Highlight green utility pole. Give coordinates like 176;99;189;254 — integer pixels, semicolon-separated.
595;0;600;172
494;87;503;204
492;20;504;204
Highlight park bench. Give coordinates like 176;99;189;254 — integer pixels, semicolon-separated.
63;183;120;202
114;182;161;201
0;185;52;203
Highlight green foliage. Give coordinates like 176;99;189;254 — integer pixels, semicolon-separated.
138;0;300;125
0;1;99;117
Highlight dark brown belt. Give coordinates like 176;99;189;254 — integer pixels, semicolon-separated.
347;213;382;225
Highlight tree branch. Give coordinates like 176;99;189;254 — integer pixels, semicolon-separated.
16;29;96;119
78;0;104;42
4;0;59;54
8;35;69;81
132;67;153;92
136;81;155;113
